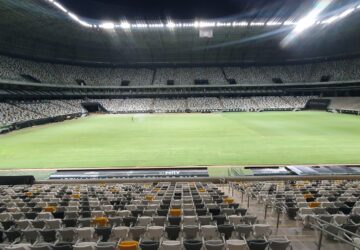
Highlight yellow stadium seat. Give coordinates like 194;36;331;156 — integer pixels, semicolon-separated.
145;195;154;201
169;208;182;217
224;198;234;204
43;206;57;213
303;194;313;199
118;241;138;250
92;217;109;227
309;202;321;208
71;194;80;199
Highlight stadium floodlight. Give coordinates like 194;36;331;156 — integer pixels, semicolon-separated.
132;23;148;28
68;12;79;21
266;21;282;26
321;15;339;24
53;1;68;13
183;22;195;27
78;20;92;28
216;22;232;27
43;0;360;31
283;20;297;26
232;21;248;26
250;22;265;26
120;22;131;29
338;7;355;18
100;22;115;29
148;23;164;28
194;21;216;28
166;21;176;28
293;0;333;34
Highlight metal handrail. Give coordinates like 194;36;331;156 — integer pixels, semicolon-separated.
310;216;360;250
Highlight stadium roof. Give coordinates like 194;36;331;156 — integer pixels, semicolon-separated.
1;0;360;66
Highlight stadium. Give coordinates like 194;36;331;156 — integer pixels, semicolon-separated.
1;0;360;249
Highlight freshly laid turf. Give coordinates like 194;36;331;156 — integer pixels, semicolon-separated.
1;111;360;170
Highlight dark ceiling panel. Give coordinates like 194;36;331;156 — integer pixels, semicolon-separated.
0;0;360;66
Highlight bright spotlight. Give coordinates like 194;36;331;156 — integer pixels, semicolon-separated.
166;22;176;28
338;7;355;18
100;22;115;29
120;22;131;29
293;0;333;34
53;1;67;13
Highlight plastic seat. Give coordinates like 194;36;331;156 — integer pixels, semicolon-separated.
76;227;95;242
247;240;269;250
37;213;54;220
326;207;339;215
169;209;181;217
183;240;202;250
95;227;112;242
23;229;39;244
58;228;76;243
147;226;164;240
235;224;253;239
208;208;221;216
96;243;116;250
92;217;109;227
129;226;146;241
1;221;15;230
4;229;22;242
183;216;197;225
78;218;92;228
5;244;31;250
118;241;138;250
213;215;226;225
63;219;77;228
205;240;224;250
253;224;272;238
137;217;152;226
165;225;180;240
108;217;122;227
122;217;137;227
228;215;242;225
15;220;32;230
350;214;360;224
183;225;199;239
286;207;299;220
199;216;212;225
217;224;234;240
201;225;218;240
52;243;73;250
196;209;207;216
152;217;166;227
138;241;159;250
339;206;352;215
30;244;53;250
269;238;291;250
117;211;131;218
235;208;247;216
243;215;257;225
73;242;96;250
168;216;181;226
45;219;62;229
226;239;248;250
161;241;180;250
40;229;57;243
112;226;130;240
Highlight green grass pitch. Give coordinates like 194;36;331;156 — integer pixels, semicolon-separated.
1;111;360;170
